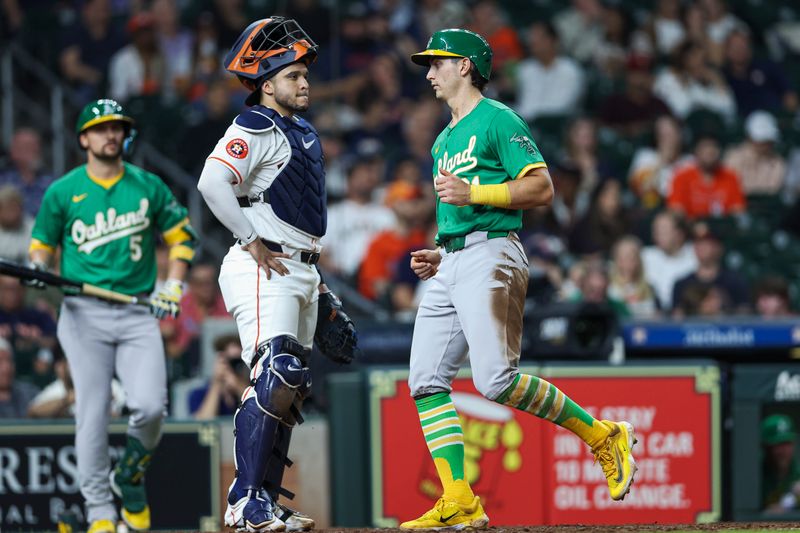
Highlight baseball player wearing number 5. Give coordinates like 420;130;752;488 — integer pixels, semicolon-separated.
28;99;198;533
401;30;638;529
197;17;357;533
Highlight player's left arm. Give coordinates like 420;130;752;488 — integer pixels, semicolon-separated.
152;178;198;318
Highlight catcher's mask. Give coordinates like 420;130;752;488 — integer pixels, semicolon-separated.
224;17;318;106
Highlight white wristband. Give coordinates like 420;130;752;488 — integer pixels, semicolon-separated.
239;231;259;246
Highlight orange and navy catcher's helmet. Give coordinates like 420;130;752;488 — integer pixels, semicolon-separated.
224;17;318;106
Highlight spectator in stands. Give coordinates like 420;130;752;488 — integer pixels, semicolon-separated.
667;132;746;219
0;336;39;418
358;181;429;302
0;128;54;216
391;224;438;319
400;98;442;174
516;21;584;122
673;282;726;317
177;78;234;176
0;275;57;388
207;0;248;53
417;0;469;44
553;0;606;64
599;57;672;138
672;222;750;314
761;414;800;514
642;210;698;310
320;158;397;283
753;276;795;319
645;0;686;58
699;0;748;65
152;0;194;101
608;235;659;318
109;12;165;103
537;161;590;242
59;0;124;103
284;0;333;47
628;115;691;210
591;5;634;81
653;41;737;120
724;111;787;196
571;259;631;318
188;11;222;97
320;132;348;201
160;263;228;376
0;185;34;264
723;29;798;117
562;117;614;195
27;347;127;418
468;0;523;98
190;334;249;420
569;178;632;257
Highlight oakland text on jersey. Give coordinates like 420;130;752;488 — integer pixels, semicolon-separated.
70;199;150;254
437;135;478;176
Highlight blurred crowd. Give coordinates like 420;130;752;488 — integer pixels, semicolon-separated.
2;0;800;417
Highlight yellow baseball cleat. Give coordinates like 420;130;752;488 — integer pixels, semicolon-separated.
120;505;150;531
400;496;489;530
593;420;638;501
87;519;117;533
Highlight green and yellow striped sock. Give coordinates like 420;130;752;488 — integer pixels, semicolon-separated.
415;392;474;504
496;374;611;449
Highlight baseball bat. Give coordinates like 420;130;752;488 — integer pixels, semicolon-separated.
0;259;150;307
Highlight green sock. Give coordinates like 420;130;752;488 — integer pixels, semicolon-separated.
113;436;152;512
416;393;474;503
496;374;611;449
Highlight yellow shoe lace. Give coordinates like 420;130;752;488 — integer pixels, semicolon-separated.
592;441;618;481
420;498;448;520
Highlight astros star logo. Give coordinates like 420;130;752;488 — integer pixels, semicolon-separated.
226;138;249;159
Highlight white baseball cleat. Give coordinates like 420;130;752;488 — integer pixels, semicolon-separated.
274;503;315;531
225;494;286;532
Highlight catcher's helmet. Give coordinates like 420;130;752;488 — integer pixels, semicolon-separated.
411;28;493;81
225;17;318;106
75;99;137;154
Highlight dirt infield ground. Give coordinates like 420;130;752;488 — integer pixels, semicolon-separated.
315;525;800;533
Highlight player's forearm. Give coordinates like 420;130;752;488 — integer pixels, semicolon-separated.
29;247;54;268
506;167;554;209
166;258;189;283
197;162;259;244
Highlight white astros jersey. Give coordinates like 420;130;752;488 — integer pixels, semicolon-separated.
207;111;321;251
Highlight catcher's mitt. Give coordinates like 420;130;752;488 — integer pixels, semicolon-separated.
315;291;358;364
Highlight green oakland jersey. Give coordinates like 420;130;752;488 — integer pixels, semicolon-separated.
32;162;190;295
432;98;546;242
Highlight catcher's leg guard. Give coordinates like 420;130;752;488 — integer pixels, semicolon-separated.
227;336;309;532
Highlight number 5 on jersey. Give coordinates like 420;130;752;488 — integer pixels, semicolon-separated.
130;235;142;261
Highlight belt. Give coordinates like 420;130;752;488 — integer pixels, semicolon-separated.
439;231;510;253
239;238;320;265
237;190;270;207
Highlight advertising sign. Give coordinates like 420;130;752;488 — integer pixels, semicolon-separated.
0;422;220;531
369;365;720;526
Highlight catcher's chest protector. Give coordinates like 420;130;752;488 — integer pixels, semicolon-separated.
255;105;327;237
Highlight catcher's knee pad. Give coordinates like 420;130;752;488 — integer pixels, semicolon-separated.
253;335;311;420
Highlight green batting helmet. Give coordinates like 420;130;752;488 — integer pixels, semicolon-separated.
75;99;135;135
411;28;493;81
75;99;137;154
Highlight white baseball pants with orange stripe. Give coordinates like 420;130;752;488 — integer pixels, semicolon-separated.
218;244;320;371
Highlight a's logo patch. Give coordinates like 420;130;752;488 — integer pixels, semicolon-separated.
510;133;537;156
226;138;249;159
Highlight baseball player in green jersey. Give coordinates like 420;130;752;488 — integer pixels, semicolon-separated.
28;99;197;533
401;30;638;529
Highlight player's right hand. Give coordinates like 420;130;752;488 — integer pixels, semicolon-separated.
21;261;48;290
410;249;441;280
243;239;291;279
